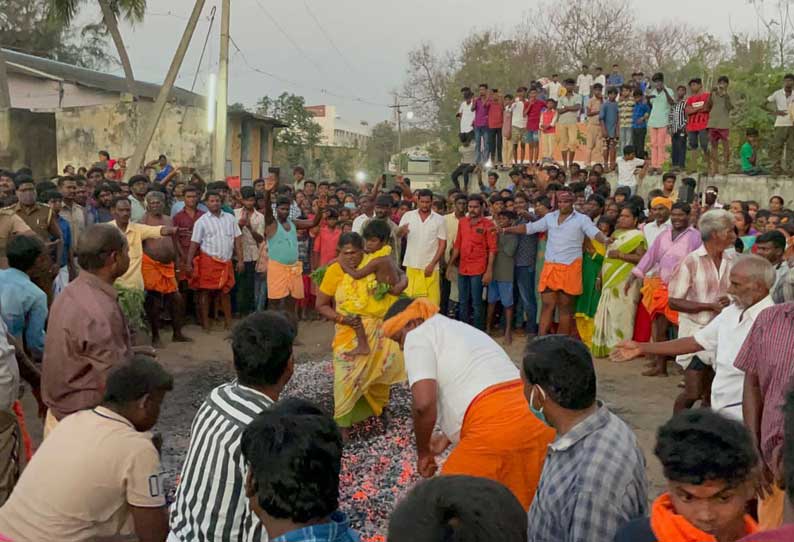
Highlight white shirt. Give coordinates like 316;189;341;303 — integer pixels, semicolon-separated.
233;208;265;262
191;211;242;261
616;157;645;189
511;99;527;127
399;209;447;270
642;219;671;251
693;296;774;421
544;81;562;100
351;213;372;235
577;74;594;96
594;74;606;89
768;88;794;127
458;101;475;133
403;315;519;443
0;319;19;413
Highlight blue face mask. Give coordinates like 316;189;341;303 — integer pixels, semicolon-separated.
344;202;356;209
529;386;548;425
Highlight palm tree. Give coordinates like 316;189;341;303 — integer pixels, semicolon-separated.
49;0;146;97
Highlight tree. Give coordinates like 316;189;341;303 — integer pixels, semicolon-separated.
365;121;398;177
748;0;794;68
256;92;323;171
49;0;146;97
228;102;248;113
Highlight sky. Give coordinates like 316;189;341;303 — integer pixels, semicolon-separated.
92;0;765;125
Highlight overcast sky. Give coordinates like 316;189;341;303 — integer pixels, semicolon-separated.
98;0;764;125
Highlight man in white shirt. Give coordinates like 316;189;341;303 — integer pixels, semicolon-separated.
642;196;672;249
576;65;594;122
382;298;555;510
510;87;528;165
456;88;475;142
766;73;794;174
233;186;265;315
615;144;649;194
398;189;447;305
594;66;606;90
612;255;774;421
543;74;562;101
351;194;375;235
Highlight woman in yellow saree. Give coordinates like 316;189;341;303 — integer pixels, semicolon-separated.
592;206;647;358
315;225;407;428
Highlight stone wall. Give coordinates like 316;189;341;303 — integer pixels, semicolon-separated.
636;174;794;205
7;109;57;177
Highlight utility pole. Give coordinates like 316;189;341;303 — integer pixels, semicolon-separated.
212;0;230;181
0;48;12;169
389;95;403;174
126;0;206;179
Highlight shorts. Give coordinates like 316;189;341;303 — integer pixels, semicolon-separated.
511;126;526;143
688;130;709;151
460;131;474;144
487;281;514;307
523;130;539;144
556;124;579;152
709;128;729;143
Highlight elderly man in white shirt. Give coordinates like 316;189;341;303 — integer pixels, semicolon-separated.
612;255;775;421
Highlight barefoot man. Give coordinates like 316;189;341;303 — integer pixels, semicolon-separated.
140;191;191;347
382;297;555;510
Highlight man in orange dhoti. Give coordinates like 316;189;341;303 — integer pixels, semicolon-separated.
383;298;555;510
185;191;244;331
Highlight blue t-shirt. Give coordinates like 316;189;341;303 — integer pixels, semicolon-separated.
155;163;173;182
56;216;71;268
599;101;620;137
632;102;651;129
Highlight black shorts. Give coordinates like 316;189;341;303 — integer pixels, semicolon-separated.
687;130;709;151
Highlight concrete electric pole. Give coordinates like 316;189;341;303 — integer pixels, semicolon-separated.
212;0;230;181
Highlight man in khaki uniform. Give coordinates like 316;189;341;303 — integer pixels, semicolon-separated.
0;207;32;268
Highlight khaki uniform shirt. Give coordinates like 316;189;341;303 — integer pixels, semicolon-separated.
0;208;32;268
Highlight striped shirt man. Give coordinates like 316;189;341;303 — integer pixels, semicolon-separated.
169;382;274;542
668;100;687;135
191;211;242;261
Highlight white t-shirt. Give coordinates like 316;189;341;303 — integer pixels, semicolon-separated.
767;88;794;127
399;209;447;270
351;213;371;235
544;81;562;100
403;315;519;443
458;101;475;133
511;99;527;127
693;296;774;421
616;157;645;189
594;74;606;89
577;74;594;96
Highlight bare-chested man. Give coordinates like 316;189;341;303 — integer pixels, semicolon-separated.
141;191;191;347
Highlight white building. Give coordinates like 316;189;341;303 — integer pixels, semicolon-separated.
305;104;371;148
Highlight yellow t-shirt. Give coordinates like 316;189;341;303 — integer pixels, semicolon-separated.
111;221;163;290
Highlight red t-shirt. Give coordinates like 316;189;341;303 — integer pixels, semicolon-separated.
454;216;497;276
488;101;504;129
686;92;711;132
540;109;556;134
313;224;341;266
524;99;547;131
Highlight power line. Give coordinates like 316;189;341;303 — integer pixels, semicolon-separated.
301;0;357;74
191;5;217;91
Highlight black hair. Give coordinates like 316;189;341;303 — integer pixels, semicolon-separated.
362;219;391;242
467;194;483;205
112;195;130;209
241;398;343;523
756;230;786;250
785;73;794;81
563;78;575;85
607;87;619;95
98;150;110;159
597;216;615;235
7;234;44;272
648;189;664;200
535;196;551;209
499;210;518;221
662;172;676;182
651;72;664;82
325;207;339;219
620;203;643;221
183;185;200;196
42;189;62;203
337;232;364;250
592;83;603;91
240;186;256;199
522;335;596;410
103;356;174;404
632;89;643;97
746;128;759;138
614;186;632;199
86;166;105;179
689;77;703;86
417;188;433;200
76;224;126;270
293;165;305;175
384;297;415;321
205;189;222;201
756;209;772;220
231;311;296;386
655;409;757;487
622;145;636;156
628;195;645;210
375;195;393;207
128;174;149;188
13;174;34;189
275;196;291;207
586;194;605;208
388;475;528;542
488;171;499;180
718;75;730;84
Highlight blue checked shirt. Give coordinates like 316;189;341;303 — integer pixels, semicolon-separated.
273;512;360;542
527;403;648;542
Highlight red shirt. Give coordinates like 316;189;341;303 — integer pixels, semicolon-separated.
488;101;504;129
686;92;710;132
313;224;341;266
173;208;205;255
524;99;547;131
454;216;497;276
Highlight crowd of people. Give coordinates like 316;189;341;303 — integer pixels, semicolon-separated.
454;67;794;178
0;71;793;541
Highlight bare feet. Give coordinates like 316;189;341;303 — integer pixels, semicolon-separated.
344;343;371;357
172;334;193;343
642;367;669;377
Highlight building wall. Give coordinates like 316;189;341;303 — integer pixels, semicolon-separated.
7;109;57;176
55;102;212;176
8;73;119;110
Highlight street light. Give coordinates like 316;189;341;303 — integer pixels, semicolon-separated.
355;171;367;183
406;111;414;120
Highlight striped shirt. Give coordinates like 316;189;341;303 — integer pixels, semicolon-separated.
734;303;794;477
668;246;737;326
191;211;242;261
668;100;687;134
169;382;274;542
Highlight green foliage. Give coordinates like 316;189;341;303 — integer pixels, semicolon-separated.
365;121;397;178
114;285;145;330
227;102;248;113
48;0;147;26
257;92;323;170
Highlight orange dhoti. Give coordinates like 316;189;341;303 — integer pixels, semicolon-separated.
641;276;679;325
142;253;178;294
538;258;583;296
267;259;305;300
189;251;235;293
441;380;556;510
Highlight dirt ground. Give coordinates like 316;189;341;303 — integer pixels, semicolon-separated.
22;319;681;538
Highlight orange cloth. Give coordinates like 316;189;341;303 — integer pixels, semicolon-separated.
381;298;440;338
641;276;679;325
12;401;32;461
757;484;785;531
650;493;757;542
441;380;555;510
141;253;178;294
189;251;235;293
538;258;583;295
267;259;305;300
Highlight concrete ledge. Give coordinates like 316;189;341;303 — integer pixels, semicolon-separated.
628;174;794;204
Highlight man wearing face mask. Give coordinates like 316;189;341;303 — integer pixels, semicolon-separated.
612;255;774;422
382;297;555;511
523;335;648;542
